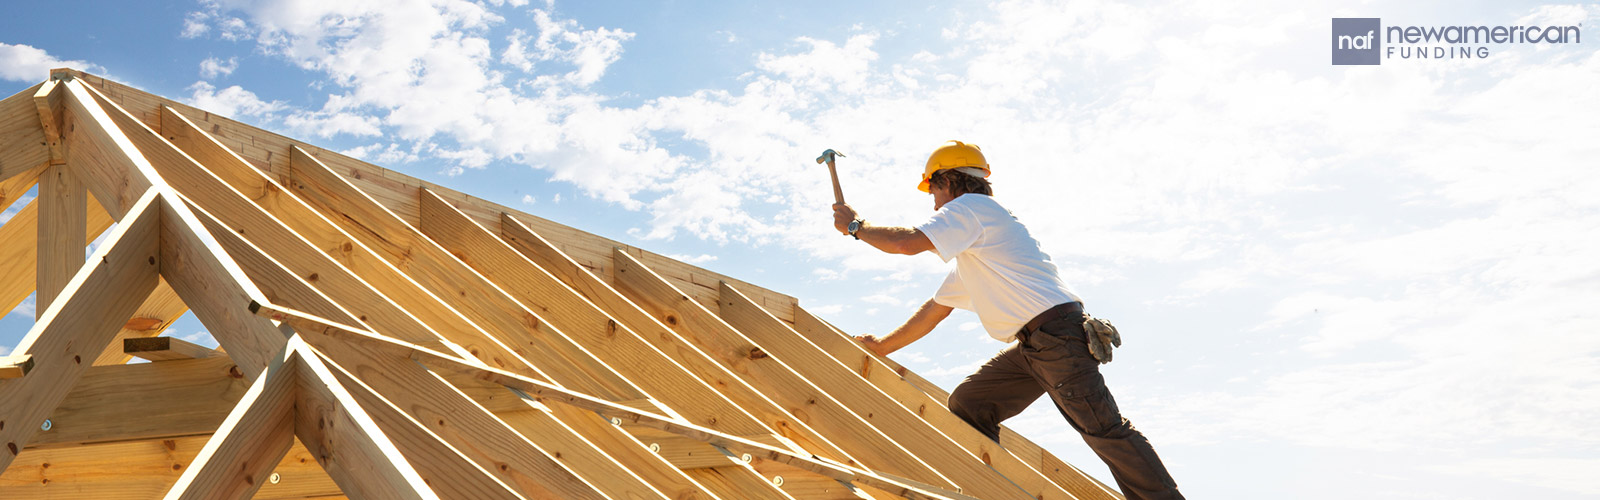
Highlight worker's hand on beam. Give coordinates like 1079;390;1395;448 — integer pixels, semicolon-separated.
854;334;891;357
833;203;858;235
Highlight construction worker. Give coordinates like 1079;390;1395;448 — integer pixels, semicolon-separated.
832;141;1183;500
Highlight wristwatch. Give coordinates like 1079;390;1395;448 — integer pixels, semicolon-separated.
847;219;865;240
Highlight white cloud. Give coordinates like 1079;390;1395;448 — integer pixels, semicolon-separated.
199;56;238;78
184;81;285;118
179;331;219;349
664;253;718;265
0;344;8;356
8;294;35;320
0;43;99;82
520;194;536;205
860;294;902;306
1425;458;1600;496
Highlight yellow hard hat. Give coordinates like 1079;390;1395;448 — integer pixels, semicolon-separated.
919;140;990;192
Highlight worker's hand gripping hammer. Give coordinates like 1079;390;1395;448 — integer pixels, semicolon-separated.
815;149;846;204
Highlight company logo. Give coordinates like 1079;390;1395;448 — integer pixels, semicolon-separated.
1332;18;1382;65
1332;17;1582;65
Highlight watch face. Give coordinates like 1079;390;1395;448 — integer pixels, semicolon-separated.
848;220;861;232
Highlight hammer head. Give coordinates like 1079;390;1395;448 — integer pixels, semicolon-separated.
815;149;844;164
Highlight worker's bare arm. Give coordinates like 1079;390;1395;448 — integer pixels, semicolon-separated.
857;298;953;356
831;203;935;255
856;223;935;255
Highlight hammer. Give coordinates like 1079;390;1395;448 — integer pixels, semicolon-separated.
815;149;846;204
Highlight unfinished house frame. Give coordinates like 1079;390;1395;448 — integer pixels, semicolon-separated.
0;69;1122;499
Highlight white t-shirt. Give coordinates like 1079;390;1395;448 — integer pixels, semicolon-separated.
916;194;1082;341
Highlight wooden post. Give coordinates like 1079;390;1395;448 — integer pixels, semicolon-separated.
36;164;87;310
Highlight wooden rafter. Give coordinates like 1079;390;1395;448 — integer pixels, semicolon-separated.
253;302;977;500
162;343;298;500
719;282;1042;499
0;189;160;471
497;211;860;464
286;146;641;400
794;308;1124;499
610;248;966;492
0;82;50;182
177;175;713;498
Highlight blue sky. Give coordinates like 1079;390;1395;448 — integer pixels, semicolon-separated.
4;1;1599;498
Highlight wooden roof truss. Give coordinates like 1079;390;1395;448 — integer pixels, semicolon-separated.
0;70;1121;499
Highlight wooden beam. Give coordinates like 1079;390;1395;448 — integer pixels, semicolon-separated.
36;164;87;310
497;212;860;465
718;282;1042;499
32;79;64;164
0;190;160;472
0;192;114;319
124;337;216;362
313;346;580;500
179;187;455;353
0;160;43;213
290;339;439;500
156;106;543;378
421;189;791;441
0;82;50;182
76;69;802;324
0;355;33;380
609;248;964;492
28;356;246;449
304;324;614;499
59;80;154;220
173;177;706;498
690;465;800;500
0;435;340;500
157;194;287;380
286;146;640;400
252;303;975;500
163;343;297;500
796;308;1123;500
93;277;188;365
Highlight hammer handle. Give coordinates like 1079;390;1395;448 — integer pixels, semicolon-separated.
825;160;845;205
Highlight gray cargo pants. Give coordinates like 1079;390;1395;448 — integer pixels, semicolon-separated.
947;310;1184;500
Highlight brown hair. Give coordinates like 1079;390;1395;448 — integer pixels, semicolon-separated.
929;168;993;197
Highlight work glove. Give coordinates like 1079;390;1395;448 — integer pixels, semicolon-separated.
1082;315;1121;364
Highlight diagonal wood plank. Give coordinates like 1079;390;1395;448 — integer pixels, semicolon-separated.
163;343;298;500
252;303;974;500
291;338;437;500
0;82;50;182
310;349;527;500
0;189;160;472
308;336;613;500
157;105;548;379
422;189;790;440
609;248;964;492
795;308;1123;500
59;79;153;220
286;146;640;400
718;283;1034;499
0;161;43;213
497;211;860;466
56;76;290;379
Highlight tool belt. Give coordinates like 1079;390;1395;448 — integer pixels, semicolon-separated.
1016;302;1121;364
1021;302;1085;334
